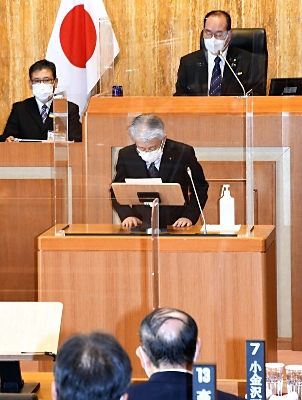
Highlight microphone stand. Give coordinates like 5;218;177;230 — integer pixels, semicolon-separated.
187;167;207;234
218;50;247;97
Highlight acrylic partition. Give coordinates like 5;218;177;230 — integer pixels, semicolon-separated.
99;17;118;96
53;92;70;236
78;98;254;232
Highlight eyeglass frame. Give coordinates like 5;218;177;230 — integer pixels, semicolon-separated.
30;78;55;85
136;138;166;153
202;29;230;40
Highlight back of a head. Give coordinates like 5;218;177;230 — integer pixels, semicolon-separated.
54;332;132;400
139;308;198;368
128;114;165;143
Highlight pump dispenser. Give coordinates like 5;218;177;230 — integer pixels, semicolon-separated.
219;184;235;229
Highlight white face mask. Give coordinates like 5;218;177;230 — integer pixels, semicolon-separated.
137;141;164;163
204;35;228;55
32;83;54;103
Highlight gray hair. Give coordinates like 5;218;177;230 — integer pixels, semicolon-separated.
128;114;165;142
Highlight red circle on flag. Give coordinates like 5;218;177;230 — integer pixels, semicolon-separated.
59;5;97;68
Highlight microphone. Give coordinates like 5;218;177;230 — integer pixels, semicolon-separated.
187;167;207;234
218;50;246;97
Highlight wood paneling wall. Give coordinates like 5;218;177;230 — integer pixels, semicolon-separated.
0;1;298;131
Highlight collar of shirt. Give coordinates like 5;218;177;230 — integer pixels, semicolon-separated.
157;369;193;374
35;97;53;114
207;48;228;94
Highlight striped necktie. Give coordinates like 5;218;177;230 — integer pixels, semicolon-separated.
41;104;48;124
209;56;222;96
148;162;159;178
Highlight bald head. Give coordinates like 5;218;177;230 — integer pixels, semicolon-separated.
157;311;188;341
139;308;198;368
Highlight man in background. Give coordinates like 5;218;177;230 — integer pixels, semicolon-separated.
52;331;132;400
0;59;82;142
174;10;265;96
128;307;243;400
111;114;208;228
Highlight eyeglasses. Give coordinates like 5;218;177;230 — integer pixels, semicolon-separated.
203;30;229;40
136;144;161;152
31;78;54;85
136;139;164;153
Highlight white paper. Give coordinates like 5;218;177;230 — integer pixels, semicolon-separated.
201;224;241;233
125;178;162;184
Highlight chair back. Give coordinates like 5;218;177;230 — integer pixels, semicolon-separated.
200;28;268;55
200;28;268;94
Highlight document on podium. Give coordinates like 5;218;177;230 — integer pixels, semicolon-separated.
112;180;185;206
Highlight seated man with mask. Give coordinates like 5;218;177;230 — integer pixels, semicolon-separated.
111;114;208;228
174;10;265;96
0;59;82;142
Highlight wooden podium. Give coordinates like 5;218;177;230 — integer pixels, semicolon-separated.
37;224;276;380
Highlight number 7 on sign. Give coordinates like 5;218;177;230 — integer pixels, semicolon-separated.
250;343;261;355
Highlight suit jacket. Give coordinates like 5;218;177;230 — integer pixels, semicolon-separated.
111;139;208;227
128;371;244;400
174;46;265;96
0;97;82;142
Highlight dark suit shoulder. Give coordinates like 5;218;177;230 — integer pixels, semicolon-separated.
165;138;194;152
12;97;37;109
218;390;244;400
118;143;136;156
67;100;80;112
227;46;252;60
180;49;206;63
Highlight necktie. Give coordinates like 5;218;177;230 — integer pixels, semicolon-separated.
148;162;159;178
41;104;48;124
209;56;222;96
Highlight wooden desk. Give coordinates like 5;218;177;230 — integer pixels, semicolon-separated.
22;373;53;400
37;224;277;380
0;143;83;302
21;372;247;400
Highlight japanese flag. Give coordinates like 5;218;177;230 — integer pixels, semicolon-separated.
46;0;119;116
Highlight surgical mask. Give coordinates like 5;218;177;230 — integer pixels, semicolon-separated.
32;83;54;103
204;35;228;55
137;141;164;163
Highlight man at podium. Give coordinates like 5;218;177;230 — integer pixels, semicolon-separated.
111;114;208;228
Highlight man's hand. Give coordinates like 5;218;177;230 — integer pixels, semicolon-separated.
122;217;142;228
172;217;192;228
6;136;15;142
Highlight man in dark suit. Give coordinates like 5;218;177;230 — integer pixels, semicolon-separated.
0;59;82;142
174;10;265;96
111;114;208;228
128;308;244;400
52;332;132;400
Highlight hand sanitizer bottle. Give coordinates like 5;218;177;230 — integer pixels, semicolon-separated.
219;184;235;229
